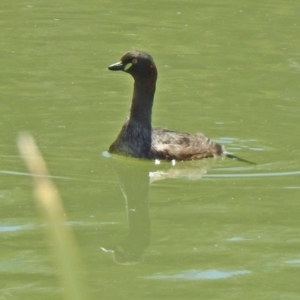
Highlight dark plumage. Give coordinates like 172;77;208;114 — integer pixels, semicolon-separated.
108;50;254;164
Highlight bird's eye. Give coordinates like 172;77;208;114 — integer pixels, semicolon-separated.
132;58;138;64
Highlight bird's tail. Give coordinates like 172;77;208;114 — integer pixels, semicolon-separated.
225;152;256;165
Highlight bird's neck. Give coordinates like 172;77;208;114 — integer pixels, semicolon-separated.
128;75;157;129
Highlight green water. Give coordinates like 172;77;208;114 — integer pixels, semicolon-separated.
1;0;300;299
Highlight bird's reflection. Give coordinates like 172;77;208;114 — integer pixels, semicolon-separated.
101;154;215;264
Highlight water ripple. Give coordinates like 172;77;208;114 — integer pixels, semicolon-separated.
204;170;300;178
144;269;251;280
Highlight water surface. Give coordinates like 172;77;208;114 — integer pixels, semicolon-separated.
1;0;300;299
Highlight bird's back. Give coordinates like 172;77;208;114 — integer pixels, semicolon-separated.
150;128;223;161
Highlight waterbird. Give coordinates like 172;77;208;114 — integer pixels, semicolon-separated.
108;50;254;164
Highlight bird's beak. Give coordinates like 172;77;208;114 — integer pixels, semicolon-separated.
108;61;124;71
